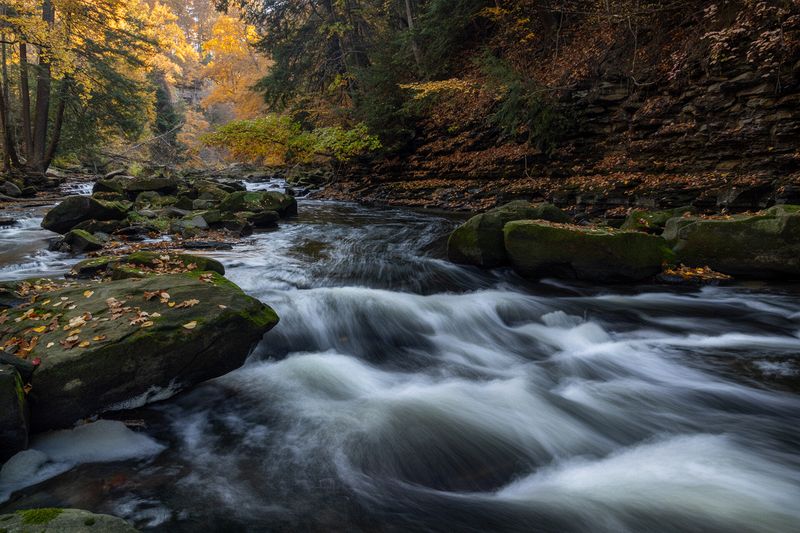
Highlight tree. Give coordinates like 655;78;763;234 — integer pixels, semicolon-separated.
201;12;270;119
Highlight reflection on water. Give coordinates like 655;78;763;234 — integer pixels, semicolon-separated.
1;198;799;532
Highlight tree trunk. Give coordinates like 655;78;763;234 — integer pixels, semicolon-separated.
44;77;69;169
19;43;34;161
31;0;55;173
0;35;20;171
404;0;423;73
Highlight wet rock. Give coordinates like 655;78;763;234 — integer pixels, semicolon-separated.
0;270;275;432
72;219;126;235
20;186;37;198
219;191;297;218
247;210;280;228
0;217;16;227
0;508;139;532
504;221;673;282
92;176;129;194
448;201;571;267
63;229;104;253
664;208;800;278
620;207;694;233
122;176;178;196
70;251;225;279
0;364;29;461
1;180;22;197
41;196;129;234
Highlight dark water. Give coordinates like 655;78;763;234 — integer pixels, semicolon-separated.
1;194;799;532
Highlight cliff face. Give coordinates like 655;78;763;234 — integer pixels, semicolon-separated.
324;1;800;215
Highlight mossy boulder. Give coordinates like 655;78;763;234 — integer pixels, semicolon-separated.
1;272;277;431
0;508;139;532
93;177;128;194
71;219;126;235
63;229;104;253
70;252;225;279
621;206;694;234
448;201;572;267
247;210;280;228
122;176;178;196
42;197;130;234
664;210;800;278
219;191;297;218
0;364;28;461
504;220;673;282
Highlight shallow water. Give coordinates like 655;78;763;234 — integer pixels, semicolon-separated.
1;196;799;532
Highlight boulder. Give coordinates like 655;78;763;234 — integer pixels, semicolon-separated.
620;207;694;234
504;220;673;282
448;201;572;267
0;364;28;461
92;177;128;194
664;209;800;278
72;219;126;235
219;191;297;218
122;176;178;196
0;508;139;532
1;180;22;198
0;271;276;431
41;196;129;234
63;229;104;253
70;251;225;279
247;210;280;228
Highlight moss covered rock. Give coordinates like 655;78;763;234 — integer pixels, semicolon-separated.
41;197;130;234
664;210;800;278
504;220;673;282
70;252;225;279
0;364;28;461
620;207;694;233
0;508;139;532
219;191;297;218
122;176;178;196
63;230;104;253
448;201;572;267
1;272;277;431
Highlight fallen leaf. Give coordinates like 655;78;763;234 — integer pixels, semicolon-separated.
79;340;91;348
182;321;197;330
32;357;41;366
32;325;47;333
83;290;94;298
92;335;107;341
46;342;55;348
141;321;154;328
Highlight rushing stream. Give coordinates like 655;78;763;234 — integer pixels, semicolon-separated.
1;192;800;532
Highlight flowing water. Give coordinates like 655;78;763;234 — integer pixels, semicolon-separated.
1;193;800;532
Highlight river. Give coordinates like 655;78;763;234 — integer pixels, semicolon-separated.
1;189;799;532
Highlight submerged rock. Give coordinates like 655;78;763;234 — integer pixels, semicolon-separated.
664;208;800;278
447;201;571;267
504;220;673;282
0;508;139;532
0;271;277;432
0;364;28;461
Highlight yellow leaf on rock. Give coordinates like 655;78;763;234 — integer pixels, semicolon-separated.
32;326;47;333
183;321;197;330
84;290;94;298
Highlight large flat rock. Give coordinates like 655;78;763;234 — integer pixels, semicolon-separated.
1;272;278;432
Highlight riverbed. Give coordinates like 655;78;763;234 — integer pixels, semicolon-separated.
1;192;799;532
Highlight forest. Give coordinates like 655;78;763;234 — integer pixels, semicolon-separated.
0;1;799;532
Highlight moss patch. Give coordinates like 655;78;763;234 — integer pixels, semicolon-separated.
18;508;64;525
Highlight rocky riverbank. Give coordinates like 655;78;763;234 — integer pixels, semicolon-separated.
448;200;800;284
0;250;278;461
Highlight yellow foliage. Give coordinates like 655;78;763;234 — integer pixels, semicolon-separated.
201;14;271;119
